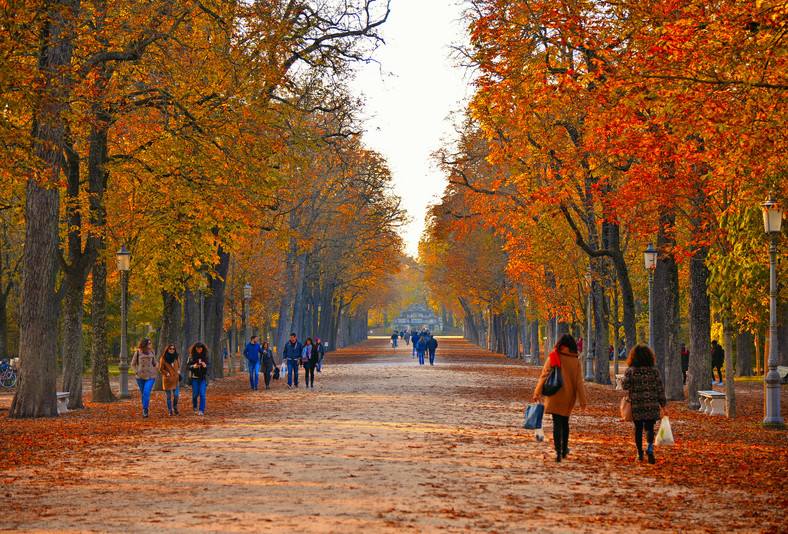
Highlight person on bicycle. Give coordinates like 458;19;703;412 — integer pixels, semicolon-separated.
391;331;398;348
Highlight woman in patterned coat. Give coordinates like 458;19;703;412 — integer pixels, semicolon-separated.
622;344;668;464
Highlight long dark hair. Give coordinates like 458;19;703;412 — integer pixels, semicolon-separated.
138;338;153;353
626;344;656;368
554;333;578;354
190;342;208;362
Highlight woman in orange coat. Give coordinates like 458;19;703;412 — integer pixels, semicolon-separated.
533;333;588;462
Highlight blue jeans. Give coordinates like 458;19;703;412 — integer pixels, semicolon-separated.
192;379;206;412
248;360;260;389
392;338;398;347
136;378;155;412
166;387;180;412
429;350;436;365
317;356;323;372
412;344;417;358
417;351;425;365
286;359;299;386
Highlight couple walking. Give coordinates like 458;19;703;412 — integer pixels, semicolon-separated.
281;333;324;388
533;334;667;464
243;335;276;390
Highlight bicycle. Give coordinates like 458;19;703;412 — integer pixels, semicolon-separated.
0;359;17;388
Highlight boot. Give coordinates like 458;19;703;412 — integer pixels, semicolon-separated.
646;444;655;464
637;449;644;462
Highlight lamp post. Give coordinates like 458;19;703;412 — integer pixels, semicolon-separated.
761;193;784;426
584;267;594;381
116;244;131;399
643;242;658;347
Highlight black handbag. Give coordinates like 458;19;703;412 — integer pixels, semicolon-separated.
272;366;280;380
542;365;563;396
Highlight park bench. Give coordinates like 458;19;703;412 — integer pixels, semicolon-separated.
56;392;70;415
697;390;726;416
778;366;788;384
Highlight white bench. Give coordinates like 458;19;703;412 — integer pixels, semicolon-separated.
698;390;726;416
615;375;624;390
778;366;788;384
56;392;70;415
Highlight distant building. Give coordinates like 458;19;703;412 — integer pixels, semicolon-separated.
390;304;443;332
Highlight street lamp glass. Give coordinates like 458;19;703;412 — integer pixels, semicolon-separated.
243;283;252;300
643;242;658;270
761;194;784;234
116;244;131;272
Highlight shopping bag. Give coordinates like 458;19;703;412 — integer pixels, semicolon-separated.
523;403;544;430
535;428;545;442
542;365;563;396
620;396;633;422
655;416;674;447
272;366;280;380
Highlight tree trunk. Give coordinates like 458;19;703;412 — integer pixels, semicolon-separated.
530;319;540;365
291;253;308;339
11;2;77;417
723;314;736;418
736;329;754;377
687;244;712;410
778;300;788;366
90;258;117;403
593;277;611;385
458;296;479;346
154;290;178;390
204;246;230;380
0;287;9;362
654;214;684;401
182;289;200;385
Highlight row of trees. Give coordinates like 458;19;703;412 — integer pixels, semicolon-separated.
421;0;788;412
1;0;405;418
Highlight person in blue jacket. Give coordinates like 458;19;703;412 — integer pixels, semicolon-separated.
416;336;427;365
411;331;420;358
426;335;438;365
281;333;303;388
243;335;262;390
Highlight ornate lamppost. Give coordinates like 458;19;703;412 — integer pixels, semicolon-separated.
116;244;131;399
643;242;658;347
761;193;784;426
584;267;594;381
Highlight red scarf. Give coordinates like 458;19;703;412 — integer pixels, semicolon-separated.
549;348;562;368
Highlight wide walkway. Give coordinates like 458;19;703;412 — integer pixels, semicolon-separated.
1;337;784;533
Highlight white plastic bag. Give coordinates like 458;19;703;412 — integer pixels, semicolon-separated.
535;428;545;442
655;416;674;447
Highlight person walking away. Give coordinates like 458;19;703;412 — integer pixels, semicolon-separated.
405;330;410;346
244;335;262;390
532;333;587;462
416;336;427;366
622;344;667;464
315;337;325;372
188;342;209;415
159;344;181;416
131;338;158;418
426;335;438;365
711;340;724;385
411;331;420;358
301;338;315;388
261;341;275;389
282;333;303;388
680;342;690;385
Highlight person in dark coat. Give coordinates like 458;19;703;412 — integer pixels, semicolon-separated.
711;340;724;385
680;342;690;384
622;344;667;464
411;331;420;358
281;333;303;388
261;341;275;389
243;335;262;390
187;342;209;415
426;335;438;365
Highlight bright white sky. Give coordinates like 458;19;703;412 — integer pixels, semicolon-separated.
353;0;472;258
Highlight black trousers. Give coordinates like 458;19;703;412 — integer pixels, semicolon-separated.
552;414;569;453
634;419;656;451
304;364;315;387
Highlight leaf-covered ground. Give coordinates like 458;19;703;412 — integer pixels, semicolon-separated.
1;338;786;533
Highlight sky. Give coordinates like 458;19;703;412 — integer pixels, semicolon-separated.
353;0;472;258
